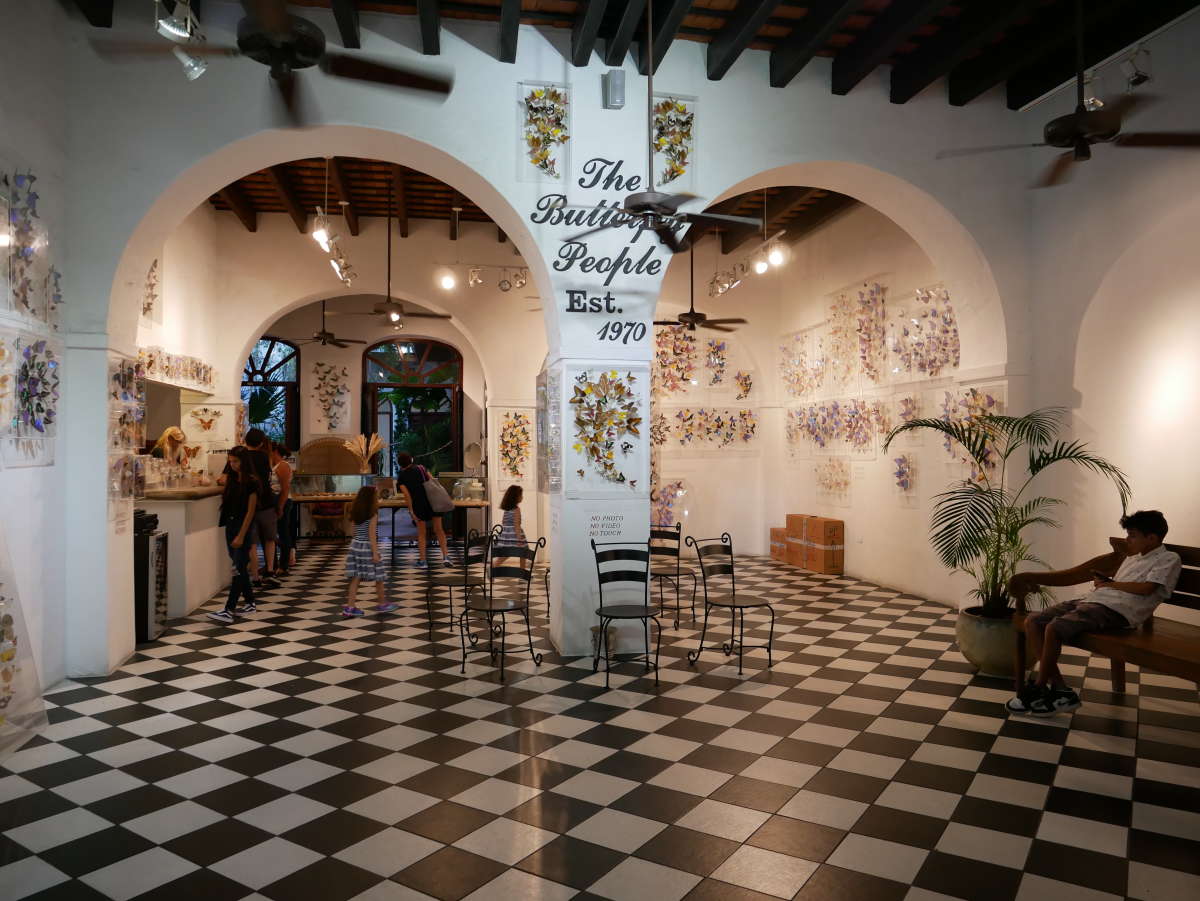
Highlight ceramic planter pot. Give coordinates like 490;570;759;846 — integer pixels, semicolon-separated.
955;605;1028;678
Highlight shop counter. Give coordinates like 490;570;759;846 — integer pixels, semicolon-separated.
141;486;227;617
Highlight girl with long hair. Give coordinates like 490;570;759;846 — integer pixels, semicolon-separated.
210;447;261;624
344;485;397;618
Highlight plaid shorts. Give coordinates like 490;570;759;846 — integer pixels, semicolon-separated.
1029;598;1130;641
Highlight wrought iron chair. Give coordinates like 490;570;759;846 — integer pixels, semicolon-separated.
650;523;697;629
424;528;489;642
591;538;661;689
459;536;545;681
495;524;551;624
686;533;775;675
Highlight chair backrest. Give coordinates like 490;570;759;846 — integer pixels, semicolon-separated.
686;533;735;598
491;537;545;595
455;529;490;583
591;538;650;607
1111;536;1200;619
650;523;683;573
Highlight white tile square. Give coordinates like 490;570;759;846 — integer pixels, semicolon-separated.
158;764;242;798
777;790;867;830
966;774;1049;810
5;807;112;853
552;771;639;806
649;763;731;797
827;833;928;884
740;757;819;789
589;856;701;901
789;722;859;747
537;739;616;769
875;782;960;820
910;743;985;771
677;799;770;842
211;838;322;890
258;758;343;791
1132;801;1200;842
568;808;667;853
708;728;782;754
1053;766;1133;800
1015;873;1122;901
236;794;335;834
80;848;197;901
51;770;145;806
0;857;69;898
450;777;541;814
1127;861;1200;901
336;827;441;876
936;821;1032;869
463;868;576;901
123;800;224;843
445;719;517;745
711;844;819;898
353;753;436;784
1036;812;1127;858
447;746;528;776
454;816;556;865
828;749;904;780
625;733;700;761
275;729;349;757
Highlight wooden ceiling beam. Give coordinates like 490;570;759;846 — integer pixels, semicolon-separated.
889;0;1041;104
571;0;610;67
265;166;307;233
327;157;360;236
218;185;257;233
708;0;785;81
392;165;410;238
769;0;860;89
715;186;821;254
499;0;520;62
331;0;361;49
638;0;694;75
417;0;441;55
73;0;114;27
784;194;858;245
605;0;648;66
946;0;1125;107
831;0;953;96
1005;0;1197;110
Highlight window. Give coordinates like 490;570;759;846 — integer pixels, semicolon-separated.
364;339;463;476
241;337;300;450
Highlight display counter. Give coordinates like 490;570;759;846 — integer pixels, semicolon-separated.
140;487;227;617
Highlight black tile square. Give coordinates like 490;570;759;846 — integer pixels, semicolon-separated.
1044;786;1131;827
85;784;183;823
765;738;840;767
488;728;562;756
495;756;581;790
59;727;139;755
573;724;647;749
220;745;304;777
794;863;907;901
299;771;391;807
802;768;888;804
0;789;76;829
395;845;508;901
851;804;947;850
403;735;480;764
399;764;487;799
1025;839;1127;896
517;835;625;890
635;825;739;876
194;778;288;817
748;814;843;861
282;809;390;855
398;801;495;844
893;760;975;794
611;784;703;823
1129;828;1200;876
710;775;798;814
261;856;383;901
507;792;602;833
679;745;757;776
657;719;725;744
951;796;1042;838
40;826;154;878
22;755;111;789
128;866;255;900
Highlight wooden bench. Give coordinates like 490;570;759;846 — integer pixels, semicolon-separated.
1012;538;1200;693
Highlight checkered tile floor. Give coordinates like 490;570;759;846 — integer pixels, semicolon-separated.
3;544;1199;901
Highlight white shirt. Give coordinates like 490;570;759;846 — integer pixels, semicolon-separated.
1087;544;1182;627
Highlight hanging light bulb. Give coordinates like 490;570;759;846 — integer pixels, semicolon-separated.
389;311;401;322
753;254;769;275
171;45;207;80
439;272;456;290
311;207;336;253
768;243;786;267
498;270;512;292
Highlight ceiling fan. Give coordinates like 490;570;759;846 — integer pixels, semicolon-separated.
332;179;452;329
561;5;762;253
292;300;367;348
653;244;747;333
936;0;1200;187
90;0;452;127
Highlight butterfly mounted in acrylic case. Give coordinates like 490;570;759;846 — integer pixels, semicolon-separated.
189;406;223;432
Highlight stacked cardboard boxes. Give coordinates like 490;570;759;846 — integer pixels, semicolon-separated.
772;513;845;575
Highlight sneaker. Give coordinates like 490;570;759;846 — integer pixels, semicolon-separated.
261;575;282;590
1005;679;1041;713
1030;686;1082;717
372;602;398;613
207;609;236;625
415;560;428;569
341;606;365;618
234;602;257;616
442;557;454;568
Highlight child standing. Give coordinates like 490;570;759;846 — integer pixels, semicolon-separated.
498;485;527;547
209;447;261;625
344;486;397;618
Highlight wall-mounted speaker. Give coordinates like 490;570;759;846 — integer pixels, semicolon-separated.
602;69;625;110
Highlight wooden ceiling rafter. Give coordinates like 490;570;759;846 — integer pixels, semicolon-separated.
768;0;861;89
571;0;610;66
638;0;694;75
330;0;362;47
829;0;954;97
707;0;785;81
499;0;521;62
265;165;308;233
417;0;441;54
218;184;257;233
392;164;410;237
327;157;360;236
605;0;648;66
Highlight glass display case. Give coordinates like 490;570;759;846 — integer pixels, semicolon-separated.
291;473;376;497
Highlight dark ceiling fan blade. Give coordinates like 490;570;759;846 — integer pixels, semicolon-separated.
685;211;762;229
1034;150;1076;188
654;193;699;211
563;224;616;243
653;223;690;254
271;70;304;127
321;52;453;95
404;312;454;319
700;323;736;332
1113;132;1200;147
936;143;1048;159
1089;93;1156;132
703;318;749;326
653;320;682;327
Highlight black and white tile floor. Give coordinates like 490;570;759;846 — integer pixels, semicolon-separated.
3;544;1199;901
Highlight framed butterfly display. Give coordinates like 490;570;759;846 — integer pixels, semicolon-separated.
568;368;646;491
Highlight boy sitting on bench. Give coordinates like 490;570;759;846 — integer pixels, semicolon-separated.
1007;510;1181;717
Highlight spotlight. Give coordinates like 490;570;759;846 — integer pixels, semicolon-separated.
726;269;742;291
156;0;201;42
512;269;527;289
753;255;769;275
1120;47;1152;89
468;267;483;287
392;323;404;332
389;311;401;322
439;273;456;290
768;244;785;267
1083;75;1104;112
311;208;336;253
171;45;207;81
498;270;512;292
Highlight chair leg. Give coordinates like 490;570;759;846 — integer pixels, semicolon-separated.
1111;659;1126;693
544;572;550;623
642;616;650;673
688;604;710;666
424;587;435;643
737;609;745;676
1014;627;1027;696
522;607;542;667
458;610;468;674
498;612;507;683
593;614;603;674
688;573;697;621
766;605;775;668
651;615;661;686
601;616;611;689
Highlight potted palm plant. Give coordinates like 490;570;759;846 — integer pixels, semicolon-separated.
883;406;1129;676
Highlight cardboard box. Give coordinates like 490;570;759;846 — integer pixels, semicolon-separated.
770;527;787;545
804;517;845;574
785;537;807;568
785;514;811;538
770;541;786;561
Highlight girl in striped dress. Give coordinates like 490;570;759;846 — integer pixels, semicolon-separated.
498;485;526;548
344;486;397;618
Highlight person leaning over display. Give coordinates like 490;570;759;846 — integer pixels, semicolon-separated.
1006;510;1181;717
243;428;281;590
270;442;297;575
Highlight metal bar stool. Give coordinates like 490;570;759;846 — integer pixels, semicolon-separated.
686;533;775;675
459;536;545;681
591;538;661;689
424;528;489;642
650;523;698;629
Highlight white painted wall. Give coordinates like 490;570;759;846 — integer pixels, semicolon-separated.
0;0;69;687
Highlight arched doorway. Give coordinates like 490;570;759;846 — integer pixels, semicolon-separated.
363;337;464;476
241;336;301;450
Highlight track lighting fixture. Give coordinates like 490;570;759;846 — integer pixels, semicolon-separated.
171;45;207;80
1120;46;1152;89
1082;74;1104;111
498;270;512;292
388;311;401;322
439;273;457;290
155;0;201;42
311;207;337;253
512;269;527;289
468;267;483;287
752;255;769;275
767;243;785;267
